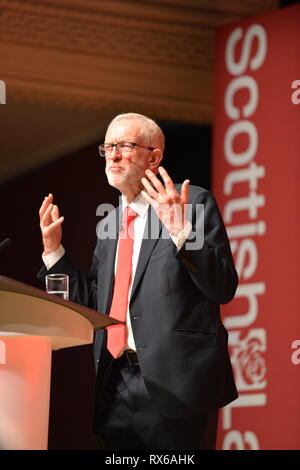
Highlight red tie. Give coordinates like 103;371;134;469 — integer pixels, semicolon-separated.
107;206;137;358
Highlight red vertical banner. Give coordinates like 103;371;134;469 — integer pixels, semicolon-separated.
213;4;300;450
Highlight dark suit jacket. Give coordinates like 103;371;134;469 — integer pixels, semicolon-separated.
39;185;238;427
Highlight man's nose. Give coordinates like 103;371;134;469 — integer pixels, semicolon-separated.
107;146;121;160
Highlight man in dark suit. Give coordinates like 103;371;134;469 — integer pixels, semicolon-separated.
39;112;238;450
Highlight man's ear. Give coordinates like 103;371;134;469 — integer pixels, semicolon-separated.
148;148;163;173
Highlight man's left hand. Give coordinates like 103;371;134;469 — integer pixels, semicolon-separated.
141;166;190;237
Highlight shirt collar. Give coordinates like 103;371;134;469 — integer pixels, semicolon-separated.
122;192;149;218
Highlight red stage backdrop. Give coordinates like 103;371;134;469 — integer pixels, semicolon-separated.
213;4;300;450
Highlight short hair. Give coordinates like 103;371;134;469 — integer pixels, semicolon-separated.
107;112;165;154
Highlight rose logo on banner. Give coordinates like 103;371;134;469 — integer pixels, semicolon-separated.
0;80;6;104
230;329;267;391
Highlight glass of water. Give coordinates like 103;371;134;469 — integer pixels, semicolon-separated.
46;273;69;300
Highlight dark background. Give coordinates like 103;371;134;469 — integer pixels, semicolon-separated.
0;121;211;449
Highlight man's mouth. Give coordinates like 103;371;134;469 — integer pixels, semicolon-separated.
108;166;123;172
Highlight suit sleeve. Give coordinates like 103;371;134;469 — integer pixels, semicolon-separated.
176;188;238;305
37;239;100;310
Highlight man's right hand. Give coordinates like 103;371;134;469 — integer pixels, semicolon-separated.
39;193;64;255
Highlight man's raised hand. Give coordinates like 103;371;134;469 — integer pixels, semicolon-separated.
39;193;64;255
141;166;190;237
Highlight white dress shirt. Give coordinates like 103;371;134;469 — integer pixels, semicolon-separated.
42;192;192;354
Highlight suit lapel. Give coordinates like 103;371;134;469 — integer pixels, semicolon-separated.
130;205;162;302
99;206;121;315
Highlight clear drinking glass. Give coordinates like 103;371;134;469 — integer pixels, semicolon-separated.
46;273;69;300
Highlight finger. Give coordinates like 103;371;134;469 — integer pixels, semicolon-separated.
40;203;54;227
50;216;64;229
51;205;60;222
181;179;190;205
39;193;53;217
141;190;158;209
45;216;64;234
145;169;165;195
158;166;175;192
141;177;160;201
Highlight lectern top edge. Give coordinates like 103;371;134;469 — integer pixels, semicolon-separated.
0;275;118;330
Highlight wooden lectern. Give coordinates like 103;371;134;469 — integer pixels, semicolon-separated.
0;275;117;450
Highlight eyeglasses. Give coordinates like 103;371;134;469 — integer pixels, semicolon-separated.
98;141;155;158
